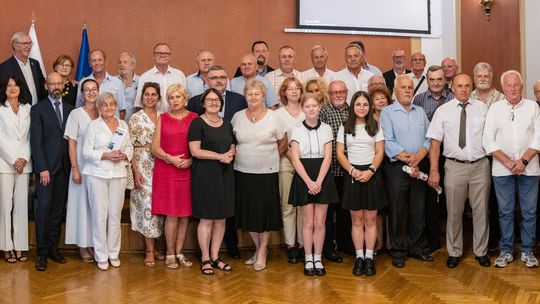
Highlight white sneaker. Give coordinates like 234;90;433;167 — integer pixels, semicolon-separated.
494;252;513;268
520;252;539;268
110;258;121;268
97;261;109;271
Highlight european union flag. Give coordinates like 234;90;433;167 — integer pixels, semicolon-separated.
75;25;91;81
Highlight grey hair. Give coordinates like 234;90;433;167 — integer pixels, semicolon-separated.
500;70;522;86
473;62;493;76
96;92;117;108
119;52;137;66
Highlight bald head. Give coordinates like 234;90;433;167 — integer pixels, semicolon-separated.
368;75;386;92
328;80;348;109
451;73;473;103
394;75;414;105
46;72;64;99
240;54;258;79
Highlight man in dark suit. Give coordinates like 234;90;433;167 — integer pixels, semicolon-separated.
383;49;411;93
30;72;74;271
188;65;247;121
233;41;275;78
187;65;247;258
0;31;47;105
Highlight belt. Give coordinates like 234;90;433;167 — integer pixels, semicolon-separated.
447;156;485;164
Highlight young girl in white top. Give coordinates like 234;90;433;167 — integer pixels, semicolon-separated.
288;93;338;276
336;91;387;277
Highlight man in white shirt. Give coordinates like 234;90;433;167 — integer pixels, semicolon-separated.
407;52;428;96
117;52;139;121
134;43;186;113
302;45;335;83
335;44;374;105
266;46;304;100
76;50;126;114
483;70;540;268
427;74;491;269
0;32;46;105
185;50;215;97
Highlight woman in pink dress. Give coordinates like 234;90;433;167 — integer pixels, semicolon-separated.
151;84;197;269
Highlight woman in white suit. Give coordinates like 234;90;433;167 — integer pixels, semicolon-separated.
82;92;133;271
0;74;32;263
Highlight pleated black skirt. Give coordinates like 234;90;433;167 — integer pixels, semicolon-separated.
342;164;388;211
288;158;339;207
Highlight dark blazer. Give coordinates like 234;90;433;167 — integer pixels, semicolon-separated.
383;69;411;93
30;97;74;176
0;55;47;104
233;64;275;78
187;90;247;121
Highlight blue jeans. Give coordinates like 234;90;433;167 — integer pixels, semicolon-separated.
493;175;538;253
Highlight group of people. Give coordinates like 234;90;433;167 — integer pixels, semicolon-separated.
0;30;539;278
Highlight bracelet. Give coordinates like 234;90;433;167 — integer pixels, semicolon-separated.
349;167;355;175
368;165;376;173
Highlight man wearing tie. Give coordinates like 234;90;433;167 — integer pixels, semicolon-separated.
427;73;491;268
0;32;47;105
30;72;74;271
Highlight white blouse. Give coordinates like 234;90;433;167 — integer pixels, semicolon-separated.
0;103;32;173
337;124;384;165
232;109;286;174
290;121;333;159
82;117;134;179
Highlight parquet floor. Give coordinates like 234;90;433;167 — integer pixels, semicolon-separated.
0;247;539;304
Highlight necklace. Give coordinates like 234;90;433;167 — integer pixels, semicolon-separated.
247;107;264;123
204;113;221;123
170;110;187;121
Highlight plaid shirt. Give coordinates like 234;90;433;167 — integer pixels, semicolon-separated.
413;88;454;121
320;102;349;176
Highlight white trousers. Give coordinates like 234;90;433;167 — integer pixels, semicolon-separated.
0;173;29;251
86;175;126;263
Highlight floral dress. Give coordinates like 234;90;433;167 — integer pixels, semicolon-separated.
128;110;163;238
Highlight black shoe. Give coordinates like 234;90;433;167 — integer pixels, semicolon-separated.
227;247;241;259
324;250;343;263
408;252;434;262
287;247;299;264
352;257;365;276
446;256;460;268
48;250;67;263
426;243;441;255
299;247;305;263
314;260;326;276
304;260;315;276
35;256;47;271
392;259;405;268
364;258;376;276
475;255;491;267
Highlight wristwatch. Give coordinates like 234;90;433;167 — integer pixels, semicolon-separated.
522;158;529;166
368;165;377;173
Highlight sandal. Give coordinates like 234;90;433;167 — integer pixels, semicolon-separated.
155;251;165;261
176;253;193;267
144;250;155;268
165;255;178;269
200;260;214;275
4;251;16;263
15;251;27;262
211;257;232;272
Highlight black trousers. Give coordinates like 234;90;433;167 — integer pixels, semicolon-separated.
423;155;445;248
385;160;426;260
323;176;353;253
34;169;68;257
224;216;238;250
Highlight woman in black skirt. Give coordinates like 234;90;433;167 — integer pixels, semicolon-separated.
288;93;338;276
189;88;236;275
336;91;387;277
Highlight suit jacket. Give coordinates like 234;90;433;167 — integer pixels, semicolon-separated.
0;103;32;173
187;90;247;121
383;69;411;93
30;97;74;176
0;56;47;104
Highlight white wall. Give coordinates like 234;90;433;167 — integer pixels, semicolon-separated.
420;0;458;68
524;0;540;99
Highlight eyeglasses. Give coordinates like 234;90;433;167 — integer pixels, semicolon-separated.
154;52;171;57
204;98;220;104
83;88;99;93
16;41;33;46
329;90;347;95
56;63;72;68
412;58;425;62
209;76;227;81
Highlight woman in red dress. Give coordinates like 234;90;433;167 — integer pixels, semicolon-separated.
151;84;197;269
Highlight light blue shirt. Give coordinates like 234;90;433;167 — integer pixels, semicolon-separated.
186;72;208;98
75;72;126;113
118;74;139;121
229;75;279;108
380;101;431;162
364;63;383;76
48;96;63;122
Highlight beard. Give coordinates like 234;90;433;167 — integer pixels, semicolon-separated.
476;83;490;90
50;89;63;99
256;56;266;66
